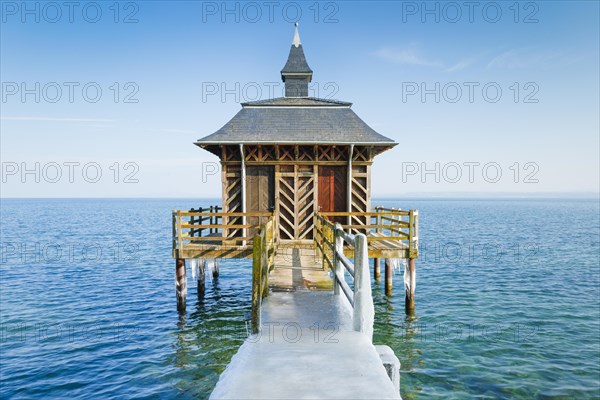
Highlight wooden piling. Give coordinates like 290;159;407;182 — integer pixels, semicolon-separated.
175;258;186;312
405;258;416;313
374;258;381;281
212;259;220;280
251;235;262;334
384;258;392;296
198;259;206;297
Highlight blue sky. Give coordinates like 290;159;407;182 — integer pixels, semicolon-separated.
1;0;598;197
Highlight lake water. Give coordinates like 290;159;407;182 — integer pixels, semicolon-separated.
1;198;598;399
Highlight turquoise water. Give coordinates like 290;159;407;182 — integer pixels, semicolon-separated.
1;198;598;399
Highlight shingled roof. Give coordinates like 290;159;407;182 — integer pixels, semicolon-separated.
195;25;396;149
196;97;395;145
281;23;313;76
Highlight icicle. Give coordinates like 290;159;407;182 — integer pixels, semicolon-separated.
403;259;411;294
207;259;215;282
189;259;197;280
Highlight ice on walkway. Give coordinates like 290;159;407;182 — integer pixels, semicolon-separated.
210;292;401;400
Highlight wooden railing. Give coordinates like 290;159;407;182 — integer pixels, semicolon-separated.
316;207;419;258
315;219;374;341
172;207;273;257
251;218;277;334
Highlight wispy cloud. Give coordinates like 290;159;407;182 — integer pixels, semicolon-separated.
373;47;442;67
160;128;197;134
445;58;475;72
374;47;477;72
486;50;564;69
1;116;115;122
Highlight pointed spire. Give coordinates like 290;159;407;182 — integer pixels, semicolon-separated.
292;22;301;48
281;23;312;97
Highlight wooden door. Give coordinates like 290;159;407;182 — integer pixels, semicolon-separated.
318;166;347;224
246;166;274;237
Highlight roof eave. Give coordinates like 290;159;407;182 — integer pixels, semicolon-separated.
195;141;397;146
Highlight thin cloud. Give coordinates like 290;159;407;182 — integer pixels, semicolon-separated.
1;116;114;122
445;58;475;72
160;128;197;134
486;50;564;69
374;47;477;72
373;47;442;67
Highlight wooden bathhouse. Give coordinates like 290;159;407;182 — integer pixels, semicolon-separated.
172;24;418;317
195;25;396;242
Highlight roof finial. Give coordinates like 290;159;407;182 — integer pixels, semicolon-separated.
292;22;301;48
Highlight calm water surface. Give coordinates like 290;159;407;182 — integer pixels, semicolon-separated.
1;198;598;399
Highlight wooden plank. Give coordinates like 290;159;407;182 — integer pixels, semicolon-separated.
178;211;272;217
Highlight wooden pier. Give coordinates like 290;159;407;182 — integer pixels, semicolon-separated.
208;224;402;399
170;24;420;399
172;208;417;398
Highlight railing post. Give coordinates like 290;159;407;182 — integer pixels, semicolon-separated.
176;210;183;249
334;222;344;295
251;234;263;334
172;211;177;258
353;233;374;342
261;226;269;299
406;210;418;314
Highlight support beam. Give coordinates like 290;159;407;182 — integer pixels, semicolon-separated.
385;258;392;296
240;144;247;246
175;258;186;312
405;258;416;313
251;236;262;334
347;144;354;229
374;258;381;281
197;259;206;298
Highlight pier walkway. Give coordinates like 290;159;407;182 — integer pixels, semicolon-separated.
210;292;400;399
210;246;401;400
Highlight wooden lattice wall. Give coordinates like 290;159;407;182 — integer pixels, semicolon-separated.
219;144;375;241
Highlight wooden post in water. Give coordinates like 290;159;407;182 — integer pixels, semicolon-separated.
334;224;344;295
251;235;262;334
198;259;206;297
374;258;381;281
384;258;392;296
405;258;416;313
406;209;418;313
212;259;220;280
175;258;187;312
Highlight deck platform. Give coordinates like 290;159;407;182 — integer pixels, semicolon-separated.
210;291;400;400
269;245;333;291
